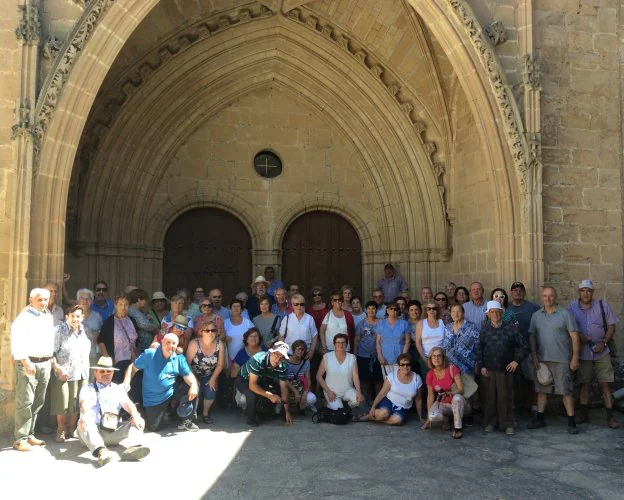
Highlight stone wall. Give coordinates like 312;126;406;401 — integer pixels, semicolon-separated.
537;0;623;322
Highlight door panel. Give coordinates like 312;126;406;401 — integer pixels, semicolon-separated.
282;211;362;298
163;208;251;302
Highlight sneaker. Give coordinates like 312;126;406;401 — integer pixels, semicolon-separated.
177;419;199;432
484;425;495;433
526;419;546;429
55;431;66;443
505;427;515;436
567;426;580;435
202;416;214;425
13;439;32;452
121;445;151;462
607;418;620;429
97;448;115;468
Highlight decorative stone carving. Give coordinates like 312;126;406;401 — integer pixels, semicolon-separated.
11;98;33;140
78;4;273;169
521;54;541;90
447;0;529;190
485;20;507;46
34;0;116;163
15;0;40;45
43;36;62;60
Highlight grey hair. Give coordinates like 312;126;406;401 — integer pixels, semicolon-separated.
76;288;94;301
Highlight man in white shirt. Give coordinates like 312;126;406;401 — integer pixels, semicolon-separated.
11;288;55;451
77;356;149;467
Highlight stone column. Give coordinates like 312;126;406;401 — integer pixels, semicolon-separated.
0;0;40;435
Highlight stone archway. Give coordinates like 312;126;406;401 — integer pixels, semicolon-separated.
163;208;252;301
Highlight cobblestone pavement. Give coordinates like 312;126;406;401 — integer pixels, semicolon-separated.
1;408;623;499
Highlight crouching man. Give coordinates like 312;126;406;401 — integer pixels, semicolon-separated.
235;341;293;427
77;357;150;467
124;333;199;432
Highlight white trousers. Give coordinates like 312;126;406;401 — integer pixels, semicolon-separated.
78;420;143;456
326;388;359;410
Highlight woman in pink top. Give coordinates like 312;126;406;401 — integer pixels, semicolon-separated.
422;346;469;439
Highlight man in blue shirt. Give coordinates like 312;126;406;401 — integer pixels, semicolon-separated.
91;280;115;320
123;333;199;432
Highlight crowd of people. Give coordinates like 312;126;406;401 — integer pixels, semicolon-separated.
9;263;621;466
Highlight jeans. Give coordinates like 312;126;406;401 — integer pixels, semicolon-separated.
143;381;197;431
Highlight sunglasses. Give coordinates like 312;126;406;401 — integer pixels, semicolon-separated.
95;287;107;292
399;363;411;367
493;295;506;300
435;297;447;301
332;298;343;302
426;307;437;311
292;302;305;307
175;325;188;331
200;303;213;308
387;307;397;311
313;293;322;297
203;328;217;333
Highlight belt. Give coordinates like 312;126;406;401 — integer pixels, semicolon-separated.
30;356;52;363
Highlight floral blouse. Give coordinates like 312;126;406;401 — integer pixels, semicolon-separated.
53;322;91;381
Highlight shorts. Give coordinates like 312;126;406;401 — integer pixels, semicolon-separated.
357;356;382;383
200;374;217;400
577;356;614;384
534;361;574;396
378;397;408;425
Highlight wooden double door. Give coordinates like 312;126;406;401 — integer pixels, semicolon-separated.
163;209;362;302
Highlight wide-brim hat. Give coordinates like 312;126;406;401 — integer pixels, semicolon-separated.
173;314;189;328
536;362;553;386
151;291;169;302
251;275;269;287
176;394;194;418
90;356;119;371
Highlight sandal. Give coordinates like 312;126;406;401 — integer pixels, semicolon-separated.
452;429;463;439
441;419;451;431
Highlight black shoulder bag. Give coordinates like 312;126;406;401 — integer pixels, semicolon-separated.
599;300;618;359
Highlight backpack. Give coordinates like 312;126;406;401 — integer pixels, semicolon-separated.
312;406;352;425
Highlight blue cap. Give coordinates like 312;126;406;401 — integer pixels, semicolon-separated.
176;394;194;419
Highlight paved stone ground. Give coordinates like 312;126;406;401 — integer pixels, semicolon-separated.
1;408;623;499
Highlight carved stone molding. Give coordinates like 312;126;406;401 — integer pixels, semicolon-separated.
33;0;116;164
521;54;541;91
78;4;273;168
11;98;33;140
15;0;41;45
286;7;445;186
485;20;507;46
447;0;529;190
43;36;63;60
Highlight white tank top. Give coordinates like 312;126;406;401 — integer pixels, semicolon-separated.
324;351;355;395
386;371;423;409
421;319;445;356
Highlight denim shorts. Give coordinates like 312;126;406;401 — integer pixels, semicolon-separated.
200;375;217;400
378;396;408;425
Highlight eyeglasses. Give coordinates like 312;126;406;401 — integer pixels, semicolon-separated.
203;328;217;333
373;295;383;299
200;304;212;308
399;363;411;367
387;307;397;311
95;287;107;292
292;302;305;307
98;369;114;373
426;307;437;311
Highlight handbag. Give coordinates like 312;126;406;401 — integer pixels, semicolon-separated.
94;383;119;432
312;406;352;425
270;315;281;343
118;318;139;360
289;361;306;397
599;300;618;359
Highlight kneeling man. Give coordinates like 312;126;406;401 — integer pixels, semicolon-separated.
78;357;149;467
